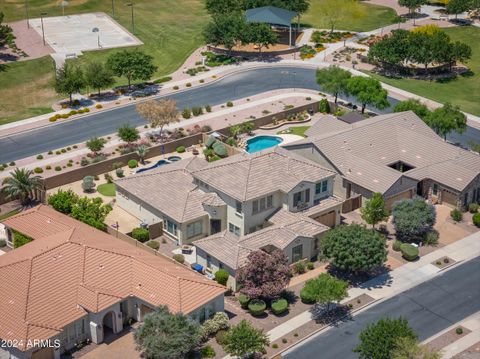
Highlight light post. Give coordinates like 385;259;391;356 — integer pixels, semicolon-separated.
293;71;296;92
25;0;29;28
126;3;134;34
40;12;47;46
111;0;115;17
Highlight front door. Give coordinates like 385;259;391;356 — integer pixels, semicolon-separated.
292;244;303;263
210;219;221;234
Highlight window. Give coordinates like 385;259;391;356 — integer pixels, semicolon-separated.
305;189;310;203
267;195;273;208
206;254;212;269
292;244;303;263
316;181;328;194
187;221;202;239
322;180;328;192
164;219;178;237
259;197;266;211
252;200;259;214
235;201;243;214
252;195;274;215
293;192;302;207
228;223;240;236
432;183;439;196
219;262;224;269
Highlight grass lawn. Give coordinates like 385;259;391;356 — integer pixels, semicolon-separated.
277;126;311;137
302;1;397;32
97;183;116;197
0;208;22;221
367;26;480;116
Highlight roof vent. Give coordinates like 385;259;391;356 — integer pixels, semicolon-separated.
416;155;421;159
456;177;463;181
401;149;406;153
357;172;362;176
373;179;379;183
98;264;104;270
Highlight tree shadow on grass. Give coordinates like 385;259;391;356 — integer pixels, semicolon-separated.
327;264;393;290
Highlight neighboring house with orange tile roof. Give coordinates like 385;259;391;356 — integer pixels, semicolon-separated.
115;148;343;247
0;205;225;359
287;111;480;211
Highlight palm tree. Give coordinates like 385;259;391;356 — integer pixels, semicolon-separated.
2;168;43;205
136;145;149;164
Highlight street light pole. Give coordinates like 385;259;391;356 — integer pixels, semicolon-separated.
25;0;30;28
127;3;134;34
111;0;115;18
40;12;47;46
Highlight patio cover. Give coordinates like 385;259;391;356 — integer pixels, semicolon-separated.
245;6;297;27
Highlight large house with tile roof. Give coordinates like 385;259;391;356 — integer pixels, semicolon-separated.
0;205;225;359
115;147;343;247
286;111;480;211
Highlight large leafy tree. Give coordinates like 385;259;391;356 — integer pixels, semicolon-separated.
398;0;428;24
48;189;79;214
425;102;467;140
361;193;389;229
134;305;202;359
70;197;112;231
203;13;245;53
346;77;390;113
322;224;388;273
136;99;179;143
117;123;140;144
393;99;431;120
106;50;157;87
2;168;43;205
54;63;85;104
237;249;292;301
243;22;278;52
368;29;411;67
316;65;351;103
300;273;348;312
447;0;471;18
392;198;436;240
84;61;115;95
354;317;417;359
205;0;242;14
222;320;270;358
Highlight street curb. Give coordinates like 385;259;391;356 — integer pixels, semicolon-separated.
270;297;384;359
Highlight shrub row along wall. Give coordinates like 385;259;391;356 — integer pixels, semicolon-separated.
0;101;320;205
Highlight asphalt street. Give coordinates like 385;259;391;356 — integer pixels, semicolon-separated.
284;256;480;359
0;66;478;163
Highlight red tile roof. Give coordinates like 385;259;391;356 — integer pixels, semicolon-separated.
0;205;224;350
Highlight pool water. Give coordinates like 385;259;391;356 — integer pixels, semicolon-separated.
135;159;169;173
246;135;283;153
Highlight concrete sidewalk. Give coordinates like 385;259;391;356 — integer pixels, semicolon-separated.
267;231;480;343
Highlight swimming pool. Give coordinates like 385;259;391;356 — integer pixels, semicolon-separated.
135;159;169;173
246;135;283;154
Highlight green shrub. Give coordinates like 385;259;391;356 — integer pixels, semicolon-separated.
213;142;228;158
215;330;228;345
423;230;439;246
271;298;289;315
473;213;480;227
450;209;463;222
248;299;266;316
226;101;233;107
238;293;250;309
456;327;463;335
192;106;203;116
173;85;179;90
146;241;160;250
282;338;288;344
55;166;62;171
0;239;6;247
201;312;230;340
13;231;33;248
9;161;15;166
210;155;221;162
214;269;229;286
36;155;43;160
154;76;172;84
201;345;216;358
392;240;402;252
176;146;186;153
34;167;43;174
400;243;419;261
294;261;306;274
300;281;317;304
272;343;279;349
128;159;138;168
182;108;191;119
116;168;124;178
468;203;479;213
132;227;149;242
306;262;314;270
205;105;212;112
45;165;51;170
173;253;185;264
205;136;217;148
319;98;330;113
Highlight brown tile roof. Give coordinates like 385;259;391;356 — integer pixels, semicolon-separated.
115;157;214;223
290;111;480;193
192;147;335;201
0;205;224;350
195;209;328;269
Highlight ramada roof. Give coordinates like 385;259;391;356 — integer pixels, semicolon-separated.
115;157;225;223
192;147;335;202
291;111;480;193
0;205;224;350
195;209;328;270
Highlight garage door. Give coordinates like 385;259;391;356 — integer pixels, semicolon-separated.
32;347;54;359
314;211;336;228
441;190;457;207
385;191;412;211
140;304;154;321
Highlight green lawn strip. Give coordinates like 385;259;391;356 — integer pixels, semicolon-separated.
366;26;480;116
0;208;22;221
277;126;311;137
97;183;116;197
303;2;397;32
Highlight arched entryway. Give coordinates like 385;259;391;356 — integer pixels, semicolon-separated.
102;311;116;339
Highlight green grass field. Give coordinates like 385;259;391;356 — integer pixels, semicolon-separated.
368;26;480;116
0;0;398;123
97;183;116;197
277;126;311;137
